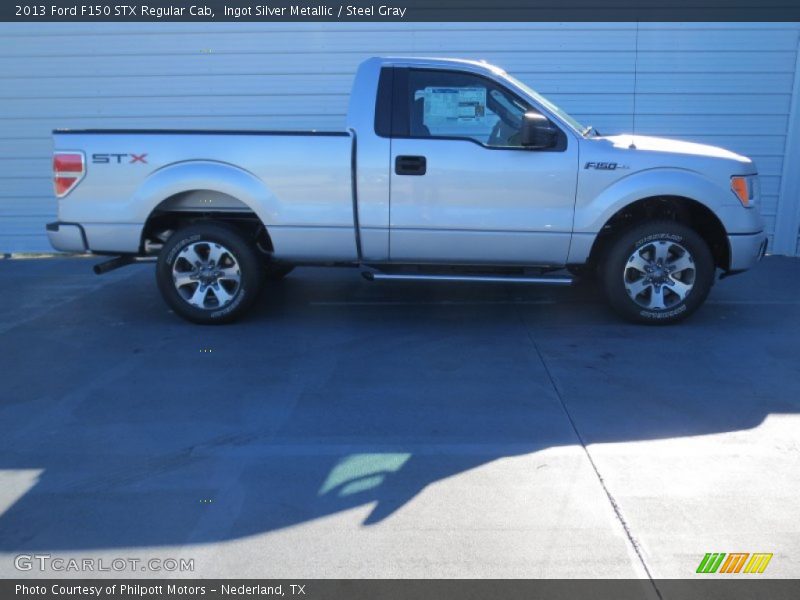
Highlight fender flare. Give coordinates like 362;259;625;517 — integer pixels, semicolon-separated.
573;168;732;234
130;160;277;227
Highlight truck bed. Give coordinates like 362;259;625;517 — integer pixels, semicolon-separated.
52;129;357;260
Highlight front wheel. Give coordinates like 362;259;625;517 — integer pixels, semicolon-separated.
156;222;263;324
601;221;715;324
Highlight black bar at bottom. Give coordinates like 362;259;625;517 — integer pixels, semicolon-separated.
4;579;800;600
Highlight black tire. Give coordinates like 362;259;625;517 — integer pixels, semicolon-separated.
264;262;294;281
601;221;714;325
156;222;263;324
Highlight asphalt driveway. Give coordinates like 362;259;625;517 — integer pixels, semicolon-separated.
0;256;798;582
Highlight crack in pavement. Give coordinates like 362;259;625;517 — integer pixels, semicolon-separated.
516;305;663;599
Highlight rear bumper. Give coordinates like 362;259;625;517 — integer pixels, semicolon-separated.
46;222;87;253
46;222;142;254
727;230;767;273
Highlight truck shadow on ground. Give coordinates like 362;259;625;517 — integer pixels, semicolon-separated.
0;263;798;551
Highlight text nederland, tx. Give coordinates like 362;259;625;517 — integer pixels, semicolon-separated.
224;5;408;18
15;583;305;596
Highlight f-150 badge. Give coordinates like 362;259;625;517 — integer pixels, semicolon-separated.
584;161;629;170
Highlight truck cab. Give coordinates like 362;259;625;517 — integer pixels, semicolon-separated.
349;57;764;272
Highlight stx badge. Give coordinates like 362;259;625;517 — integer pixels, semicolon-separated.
92;153;148;164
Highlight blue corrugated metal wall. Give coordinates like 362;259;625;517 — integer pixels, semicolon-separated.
0;22;798;253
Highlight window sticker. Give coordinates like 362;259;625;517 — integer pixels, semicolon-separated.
415;86;489;128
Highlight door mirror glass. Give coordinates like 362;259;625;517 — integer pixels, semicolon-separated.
521;112;557;149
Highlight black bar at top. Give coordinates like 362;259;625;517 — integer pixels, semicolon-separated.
3;1;800;22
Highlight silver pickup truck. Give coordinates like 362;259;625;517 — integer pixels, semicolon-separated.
48;56;766;324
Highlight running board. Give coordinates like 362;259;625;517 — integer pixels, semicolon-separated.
361;271;573;286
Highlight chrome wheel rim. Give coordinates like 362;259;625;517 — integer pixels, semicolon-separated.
172;241;241;310
623;240;696;310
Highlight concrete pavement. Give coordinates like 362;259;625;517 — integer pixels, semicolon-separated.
0;256;798;584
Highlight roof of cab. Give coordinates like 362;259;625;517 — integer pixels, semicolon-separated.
369;56;507;76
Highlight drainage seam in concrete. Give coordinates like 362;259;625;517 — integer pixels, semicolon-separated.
519;313;663;598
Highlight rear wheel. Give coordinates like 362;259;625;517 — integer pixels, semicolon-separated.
601;221;714;324
156;222;263;324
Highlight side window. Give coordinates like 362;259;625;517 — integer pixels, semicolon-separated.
407;69;532;148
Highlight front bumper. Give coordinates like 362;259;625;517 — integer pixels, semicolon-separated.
46;222;88;253
727;230;767;273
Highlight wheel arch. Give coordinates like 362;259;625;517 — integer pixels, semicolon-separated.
134;161;277;254
571;169;734;271
585;195;730;271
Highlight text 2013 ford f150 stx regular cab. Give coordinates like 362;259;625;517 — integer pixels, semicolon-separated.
47;57;767;324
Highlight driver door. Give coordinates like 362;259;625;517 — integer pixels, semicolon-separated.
389;68;578;265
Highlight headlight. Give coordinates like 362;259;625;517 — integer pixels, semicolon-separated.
731;175;758;208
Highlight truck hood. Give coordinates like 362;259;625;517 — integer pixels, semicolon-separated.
601;134;752;164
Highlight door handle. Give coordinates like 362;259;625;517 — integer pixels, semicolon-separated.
395;155;427;176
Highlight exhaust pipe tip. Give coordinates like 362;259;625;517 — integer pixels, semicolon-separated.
93;255;156;275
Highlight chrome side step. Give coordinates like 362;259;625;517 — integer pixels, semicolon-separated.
361;271;573;286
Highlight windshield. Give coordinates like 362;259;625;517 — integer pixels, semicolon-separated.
503;73;587;135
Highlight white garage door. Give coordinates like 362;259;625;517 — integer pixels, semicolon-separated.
1;22;798;254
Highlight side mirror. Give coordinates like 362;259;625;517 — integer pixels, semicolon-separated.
521;112;557;149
